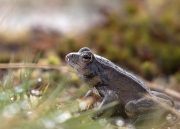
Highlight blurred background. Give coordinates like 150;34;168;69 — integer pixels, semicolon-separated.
0;0;180;93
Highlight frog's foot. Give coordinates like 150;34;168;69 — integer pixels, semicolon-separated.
151;91;174;106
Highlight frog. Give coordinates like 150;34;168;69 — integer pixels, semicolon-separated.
65;47;174;127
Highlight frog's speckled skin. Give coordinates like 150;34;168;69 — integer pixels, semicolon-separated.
65;47;174;119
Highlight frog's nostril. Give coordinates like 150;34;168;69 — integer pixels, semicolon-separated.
65;54;70;62
67;58;69;62
65;53;78;62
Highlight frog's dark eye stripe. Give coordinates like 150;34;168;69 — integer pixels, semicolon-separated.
82;54;92;62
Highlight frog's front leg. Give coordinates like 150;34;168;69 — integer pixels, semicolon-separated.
96;86;119;107
93;86;120;119
82;90;101;110
83;90;93;98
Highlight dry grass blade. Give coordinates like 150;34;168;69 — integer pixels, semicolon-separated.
0;63;76;73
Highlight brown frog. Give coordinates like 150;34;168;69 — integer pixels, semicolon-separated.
65;47;174;126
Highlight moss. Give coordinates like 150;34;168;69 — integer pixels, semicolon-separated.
126;2;138;16
174;72;180;83
140;61;158;80
156;46;180;73
0;54;11;63
48;56;61;65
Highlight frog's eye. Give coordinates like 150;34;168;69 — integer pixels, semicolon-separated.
82;54;92;62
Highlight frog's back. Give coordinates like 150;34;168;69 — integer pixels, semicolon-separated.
94;54;151;94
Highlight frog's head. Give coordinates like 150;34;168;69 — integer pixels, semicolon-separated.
65;47;96;73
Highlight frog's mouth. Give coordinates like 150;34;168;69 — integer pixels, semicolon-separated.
65;55;78;69
65;57;74;68
68;63;75;68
